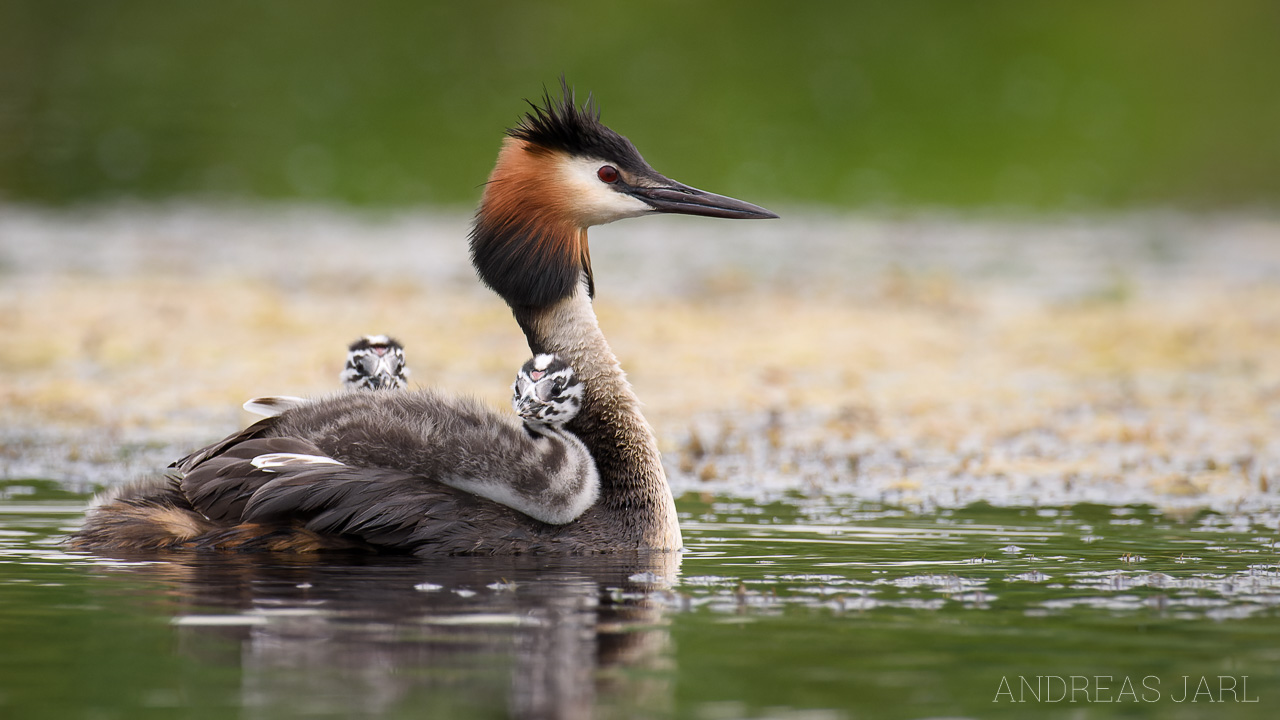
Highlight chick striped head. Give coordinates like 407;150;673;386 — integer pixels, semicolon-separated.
511;354;584;428
341;335;410;391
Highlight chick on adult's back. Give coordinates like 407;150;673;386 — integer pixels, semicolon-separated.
71;81;776;555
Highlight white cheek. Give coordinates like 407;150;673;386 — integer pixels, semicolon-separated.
560;158;652;226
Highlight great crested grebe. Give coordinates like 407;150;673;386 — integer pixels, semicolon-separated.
71;82;776;555
243;335;412;419
240;337;597;525
341;335;410;391
188;337;598;527
243;352;598;528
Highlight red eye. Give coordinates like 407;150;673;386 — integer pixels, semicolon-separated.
597;165;619;183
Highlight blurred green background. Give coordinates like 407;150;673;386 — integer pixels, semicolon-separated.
1;0;1277;210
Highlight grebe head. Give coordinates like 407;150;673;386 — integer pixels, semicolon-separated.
511;354;584;428
341;335;410;391
470;79;777;308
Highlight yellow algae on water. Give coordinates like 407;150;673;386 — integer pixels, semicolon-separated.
2;208;1278;508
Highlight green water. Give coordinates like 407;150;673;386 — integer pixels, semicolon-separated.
2;485;1277;719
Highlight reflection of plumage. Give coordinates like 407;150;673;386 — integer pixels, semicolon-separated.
106;551;678;718
71;80;776;555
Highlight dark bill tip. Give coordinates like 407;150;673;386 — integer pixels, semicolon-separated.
628;182;779;220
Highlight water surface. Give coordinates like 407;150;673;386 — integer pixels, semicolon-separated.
3;484;1277;719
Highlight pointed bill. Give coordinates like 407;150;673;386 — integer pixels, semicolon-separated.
626;180;778;219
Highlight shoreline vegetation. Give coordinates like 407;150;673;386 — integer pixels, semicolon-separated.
2;205;1278;512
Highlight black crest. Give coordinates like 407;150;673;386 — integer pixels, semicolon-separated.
509;79;649;173
471;80;628;309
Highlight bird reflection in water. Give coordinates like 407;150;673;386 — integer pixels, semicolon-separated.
93;551;680;719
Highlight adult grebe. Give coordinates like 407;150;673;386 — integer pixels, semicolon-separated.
71;82;776;554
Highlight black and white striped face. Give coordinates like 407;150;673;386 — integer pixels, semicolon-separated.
341;335;409;391
511;354;584;428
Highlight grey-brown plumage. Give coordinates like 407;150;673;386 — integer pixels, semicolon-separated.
229;344;596;530
236;390;596;526
75;390;600;554
70;81;776;555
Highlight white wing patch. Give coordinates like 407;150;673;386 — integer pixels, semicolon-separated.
243;396;310;417
252;453;347;471
443;477;589;526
